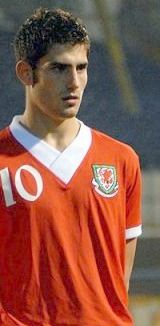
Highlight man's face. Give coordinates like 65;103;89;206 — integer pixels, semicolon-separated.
29;43;88;123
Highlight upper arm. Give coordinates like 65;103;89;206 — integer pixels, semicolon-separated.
123;149;142;290
125;152;142;239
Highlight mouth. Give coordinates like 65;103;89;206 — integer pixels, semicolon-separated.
62;95;79;106
62;95;79;100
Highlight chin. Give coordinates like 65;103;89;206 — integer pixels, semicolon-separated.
63;106;79;117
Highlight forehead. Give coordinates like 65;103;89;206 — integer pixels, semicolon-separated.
39;43;88;66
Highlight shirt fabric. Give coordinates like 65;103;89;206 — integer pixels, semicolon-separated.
0;116;142;326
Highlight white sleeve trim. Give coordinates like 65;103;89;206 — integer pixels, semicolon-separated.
125;225;142;239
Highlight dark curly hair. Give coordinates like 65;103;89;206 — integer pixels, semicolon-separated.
14;7;90;68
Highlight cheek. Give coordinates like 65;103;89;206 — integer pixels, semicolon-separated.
81;74;88;90
33;84;55;105
38;79;61;98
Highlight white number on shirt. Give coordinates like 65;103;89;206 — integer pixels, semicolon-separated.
0;165;43;207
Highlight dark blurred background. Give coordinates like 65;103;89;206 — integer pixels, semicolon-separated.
0;1;160;324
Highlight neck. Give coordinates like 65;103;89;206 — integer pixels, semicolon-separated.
20;110;81;152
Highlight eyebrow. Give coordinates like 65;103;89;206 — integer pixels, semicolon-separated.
48;61;88;68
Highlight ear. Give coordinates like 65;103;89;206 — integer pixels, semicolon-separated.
16;60;34;86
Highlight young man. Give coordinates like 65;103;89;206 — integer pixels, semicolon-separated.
0;8;142;326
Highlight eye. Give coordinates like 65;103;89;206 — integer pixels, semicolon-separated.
51;63;67;72
77;64;88;71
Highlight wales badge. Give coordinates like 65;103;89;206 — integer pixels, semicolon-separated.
92;164;119;197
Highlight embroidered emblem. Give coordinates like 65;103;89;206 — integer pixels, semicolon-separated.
92;164;119;197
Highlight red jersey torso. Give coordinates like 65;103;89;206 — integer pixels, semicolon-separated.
0;117;142;326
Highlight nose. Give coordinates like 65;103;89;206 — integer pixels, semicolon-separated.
67;68;79;90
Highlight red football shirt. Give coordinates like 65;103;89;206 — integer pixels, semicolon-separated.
0;116;142;326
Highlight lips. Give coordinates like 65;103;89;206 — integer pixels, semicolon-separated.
62;95;79;107
62;95;79;101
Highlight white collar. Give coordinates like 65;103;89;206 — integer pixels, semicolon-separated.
9;116;92;184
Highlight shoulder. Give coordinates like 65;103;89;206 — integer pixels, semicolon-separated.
0;126;17;156
91;128;139;163
0;127;10;145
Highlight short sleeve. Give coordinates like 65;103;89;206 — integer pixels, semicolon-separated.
125;151;142;240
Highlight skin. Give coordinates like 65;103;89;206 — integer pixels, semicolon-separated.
16;43;88;151
125;238;137;291
16;41;137;292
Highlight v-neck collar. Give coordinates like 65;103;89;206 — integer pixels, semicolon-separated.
9;116;92;184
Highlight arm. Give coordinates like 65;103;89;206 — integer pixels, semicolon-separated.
125;150;142;291
125;237;137;292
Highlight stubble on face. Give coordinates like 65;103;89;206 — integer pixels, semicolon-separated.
28;43;88;125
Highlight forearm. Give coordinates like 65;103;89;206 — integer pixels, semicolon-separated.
125;238;137;291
